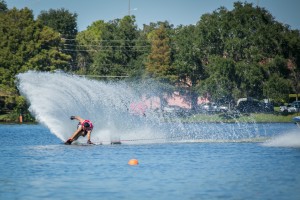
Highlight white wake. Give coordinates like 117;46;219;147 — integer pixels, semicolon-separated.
17;71;166;143
263;131;300;148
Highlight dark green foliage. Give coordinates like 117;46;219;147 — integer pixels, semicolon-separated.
194;2;300;104
76;16;144;78
37;8;78;70
0;7;70;88
0;0;7;12
1;0;300;117
37;8;78;37
0;6;71;112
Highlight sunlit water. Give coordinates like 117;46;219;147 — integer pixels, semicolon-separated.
0;123;300;200
5;71;299;199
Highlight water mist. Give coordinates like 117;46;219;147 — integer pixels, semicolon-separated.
17;71;262;144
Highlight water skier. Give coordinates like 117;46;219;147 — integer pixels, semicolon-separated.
65;116;94;145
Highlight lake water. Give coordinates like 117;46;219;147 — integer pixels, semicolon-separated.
1;123;300;200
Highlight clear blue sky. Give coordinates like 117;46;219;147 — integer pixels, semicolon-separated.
5;0;300;31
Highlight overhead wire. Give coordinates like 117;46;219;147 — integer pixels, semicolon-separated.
63;43;150;48
60;40;150;52
61;48;149;52
61;38;150;42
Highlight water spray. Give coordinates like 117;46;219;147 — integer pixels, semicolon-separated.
17;71;262;144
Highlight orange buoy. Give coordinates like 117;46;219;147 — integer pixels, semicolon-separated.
128;159;139;165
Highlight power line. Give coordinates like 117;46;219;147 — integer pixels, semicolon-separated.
63;43;150;48
78;75;129;78
61;48;149;52
62;38;149;42
70;60;135;66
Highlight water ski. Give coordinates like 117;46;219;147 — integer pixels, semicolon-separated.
64;141;102;145
76;142;100;146
64;139;96;145
64;139;73;145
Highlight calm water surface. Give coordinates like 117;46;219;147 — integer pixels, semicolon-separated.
0;123;300;200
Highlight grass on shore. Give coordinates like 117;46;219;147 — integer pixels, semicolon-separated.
182;112;300;123
0;113;11;122
0;113;19;123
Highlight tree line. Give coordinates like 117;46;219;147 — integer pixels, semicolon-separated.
0;0;300;118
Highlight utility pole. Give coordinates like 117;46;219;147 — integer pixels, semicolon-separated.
128;0;131;16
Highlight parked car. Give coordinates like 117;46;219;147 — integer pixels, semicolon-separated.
236;98;274;113
280;104;289;112
201;103;219;112
291;101;300;110
162;106;175;113
280;101;300;113
289;101;300;112
162;106;190;116
261;102;274;113
199;103;229;113
219;105;229;112
280;104;293;113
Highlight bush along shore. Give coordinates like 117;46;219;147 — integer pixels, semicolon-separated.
0;112;35;123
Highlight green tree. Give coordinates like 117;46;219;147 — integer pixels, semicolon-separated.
200;57;237;101
0;0;7;12
0;7;71;91
290;67;300;101
146;24;176;82
195;2;295;101
224;2;284;62
195;7;228;60
90;20;117;76
75;20;106;74
284;29;300;101
173;25;204;109
263;56;290;78
78;16;140;77
235;61;264;98
263;73;290;103
132;21;173;80
127;24;151;79
145;23;177;107
37;8;78;70
107;16;139;76
37;8;78;37
0;7;70;115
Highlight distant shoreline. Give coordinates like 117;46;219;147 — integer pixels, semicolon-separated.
1;112;298;124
